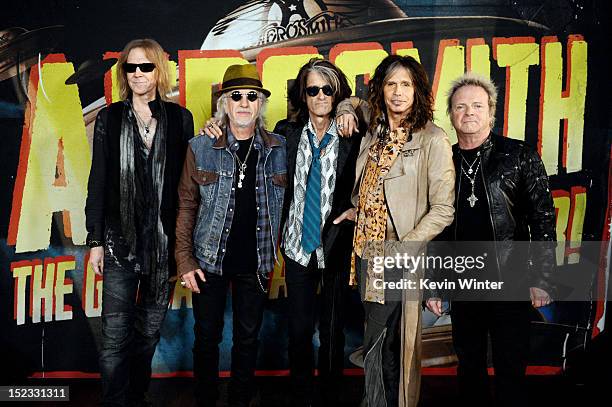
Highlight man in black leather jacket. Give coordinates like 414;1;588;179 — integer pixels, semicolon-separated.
426;72;556;407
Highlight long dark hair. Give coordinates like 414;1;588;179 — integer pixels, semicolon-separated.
367;55;433;134
288;58;352;122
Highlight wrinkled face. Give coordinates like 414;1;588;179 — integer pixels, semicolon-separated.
450;85;492;139
225;88;261;128
126;47;157;98
383;67;414;118
305;71;334;119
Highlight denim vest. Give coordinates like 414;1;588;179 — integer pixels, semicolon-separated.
189;127;287;274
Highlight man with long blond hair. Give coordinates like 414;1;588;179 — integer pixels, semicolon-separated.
85;38;193;406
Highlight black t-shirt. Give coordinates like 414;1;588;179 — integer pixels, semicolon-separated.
222;137;259;274
456;147;494;242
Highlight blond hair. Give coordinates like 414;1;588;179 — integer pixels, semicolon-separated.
116;38;172;101
447;72;498;128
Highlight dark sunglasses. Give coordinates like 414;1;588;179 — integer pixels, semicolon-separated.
305;85;333;97
229;90;259;102
123;62;156;73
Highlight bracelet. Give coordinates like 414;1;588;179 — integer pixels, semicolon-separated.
86;239;104;248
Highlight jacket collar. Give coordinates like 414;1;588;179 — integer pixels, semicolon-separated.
452;132;494;156
124;95;162;118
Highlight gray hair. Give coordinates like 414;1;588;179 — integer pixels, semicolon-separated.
307;61;344;94
214;91;268;129
447;72;498;128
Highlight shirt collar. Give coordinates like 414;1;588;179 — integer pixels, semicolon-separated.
125;95;161;118
306;118;337;140
226;127;263;151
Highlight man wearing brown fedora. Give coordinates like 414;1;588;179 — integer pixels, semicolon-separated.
175;64;287;407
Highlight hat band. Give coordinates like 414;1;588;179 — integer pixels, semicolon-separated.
221;77;263;91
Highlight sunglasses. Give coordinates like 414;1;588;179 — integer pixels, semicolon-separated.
229;90;259;102
305;85;333;97
123;62;156;73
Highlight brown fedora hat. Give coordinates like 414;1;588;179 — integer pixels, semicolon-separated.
215;64;270;97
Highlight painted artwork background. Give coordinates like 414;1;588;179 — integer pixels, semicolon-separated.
1;0;611;377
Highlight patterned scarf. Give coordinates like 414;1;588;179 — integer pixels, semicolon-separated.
119;100;169;304
351;127;409;291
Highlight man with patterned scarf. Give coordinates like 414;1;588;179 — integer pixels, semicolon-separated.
85;39;194;406
336;55;455;407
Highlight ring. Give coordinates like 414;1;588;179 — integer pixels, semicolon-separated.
180;281;187;287
207;123;213;128
338;123;344;128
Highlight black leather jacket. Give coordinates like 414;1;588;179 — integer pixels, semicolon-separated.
445;133;557;297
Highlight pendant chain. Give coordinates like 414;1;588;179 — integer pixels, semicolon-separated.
233;136;256;189
132;107;155;147
460;152;481;208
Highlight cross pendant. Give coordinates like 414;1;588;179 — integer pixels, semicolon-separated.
467;193;478;207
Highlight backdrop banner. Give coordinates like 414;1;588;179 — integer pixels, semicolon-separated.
1;0;610;377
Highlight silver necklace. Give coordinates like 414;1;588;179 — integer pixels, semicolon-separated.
132;107;154;141
460;153;481;208
461;150;480;174
233;136;255;189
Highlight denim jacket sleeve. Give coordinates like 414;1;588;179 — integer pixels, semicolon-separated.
85;108;109;247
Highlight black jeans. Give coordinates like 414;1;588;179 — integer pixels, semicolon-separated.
356;256;402;407
284;253;350;406
451;301;531;407
99;250;170;407
192;270;267;407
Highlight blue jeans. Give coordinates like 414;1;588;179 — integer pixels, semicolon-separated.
98;248;170;407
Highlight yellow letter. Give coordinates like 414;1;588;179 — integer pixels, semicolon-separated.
431;40;465;143
391;41;421;62
179;50;248;133
32;259;55;323
494;37;539;141
55;256;75;321
269;250;287;300
83;255;103;317
8;55;89;252
553;191;570;265
11;261;33;326
567;187;586;264
258;47;322;129
467;38;491;78
539;36;587;174
330;43;388;95
170;280;193;309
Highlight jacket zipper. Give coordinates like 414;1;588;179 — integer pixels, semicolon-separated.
454;159;462;241
480;154;502;280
